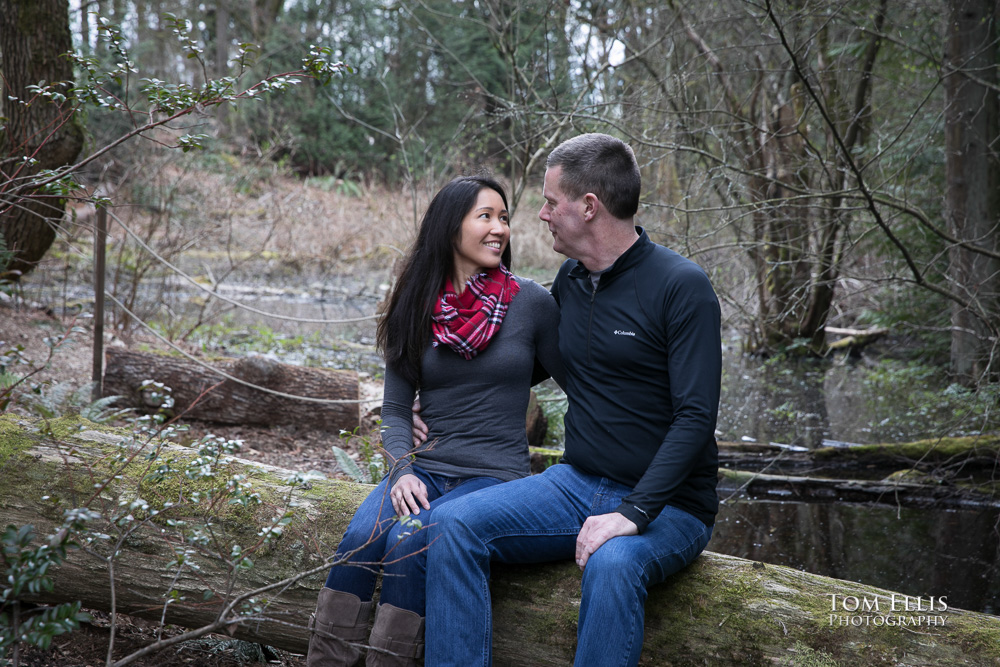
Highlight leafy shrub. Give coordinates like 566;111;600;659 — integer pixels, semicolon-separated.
1;514;98;664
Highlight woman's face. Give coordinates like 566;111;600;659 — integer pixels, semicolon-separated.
452;187;510;285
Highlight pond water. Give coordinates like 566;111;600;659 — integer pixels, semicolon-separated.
14;270;1000;615
711;497;1000;615
717;338;994;448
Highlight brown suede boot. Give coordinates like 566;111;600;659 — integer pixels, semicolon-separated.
307;588;375;667
365;603;425;667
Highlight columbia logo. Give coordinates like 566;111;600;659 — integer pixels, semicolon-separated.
614;330;636;337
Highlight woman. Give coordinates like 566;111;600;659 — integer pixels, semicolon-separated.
307;175;564;667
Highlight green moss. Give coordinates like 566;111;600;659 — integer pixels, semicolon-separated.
1;416;360;578
718;468;758;484
528;446;563;470
814;436;1000;462
948;614;1000;655
634;555;1000;665
643;559;779;663
782;643;839;667
311;482;375;549
0;414;39;469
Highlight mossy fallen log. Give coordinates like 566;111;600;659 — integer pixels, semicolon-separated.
825;325;889;351
2;415;999;666
812;435;1000;467
719;435;1000;480
719;468;1000;509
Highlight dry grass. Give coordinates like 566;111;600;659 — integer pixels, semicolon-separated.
16;148;568;349
89;152;565;282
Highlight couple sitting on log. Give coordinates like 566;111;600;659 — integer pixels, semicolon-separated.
307;133;722;667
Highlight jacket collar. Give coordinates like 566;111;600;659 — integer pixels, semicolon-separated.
568;227;652;283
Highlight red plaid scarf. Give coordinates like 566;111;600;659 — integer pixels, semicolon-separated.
431;266;520;359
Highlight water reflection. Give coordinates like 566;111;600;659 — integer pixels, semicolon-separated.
720;349;830;447
717;347;995;447
710;498;1000;614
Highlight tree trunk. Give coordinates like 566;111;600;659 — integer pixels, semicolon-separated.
250;0;283;44
0;0;85;276
214;0;231;134
944;0;1000;384
719;468;999;510
718;435;1000;478
102;348;361;431
79;0;90;53
752;97;814;350
2;415;999;665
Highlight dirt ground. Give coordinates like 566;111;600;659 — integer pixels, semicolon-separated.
12;612;304;667
2;303;383;666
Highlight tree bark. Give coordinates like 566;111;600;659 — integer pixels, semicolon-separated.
719;468;999;510
102;348;361;431
2;415;999;665
944;0;1000;384
250;0;283;43
0;0;85;276
718;436;1000;477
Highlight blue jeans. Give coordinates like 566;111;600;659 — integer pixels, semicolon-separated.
323;465;502;615
424;463;713;667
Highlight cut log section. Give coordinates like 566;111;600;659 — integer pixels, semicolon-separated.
102;347;360;431
1;415;998;666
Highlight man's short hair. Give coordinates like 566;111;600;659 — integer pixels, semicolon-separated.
546;133;640;220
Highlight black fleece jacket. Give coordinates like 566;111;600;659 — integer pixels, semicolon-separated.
552;228;721;531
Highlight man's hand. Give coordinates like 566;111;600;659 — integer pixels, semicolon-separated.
575;512;638;570
390;473;430;516
411;397;429;446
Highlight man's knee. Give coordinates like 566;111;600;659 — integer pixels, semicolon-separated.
586;540;646;583
587;538;639;572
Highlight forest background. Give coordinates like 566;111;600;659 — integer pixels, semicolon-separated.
1;0;1000;664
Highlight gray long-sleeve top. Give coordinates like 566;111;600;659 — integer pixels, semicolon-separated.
380;277;564;485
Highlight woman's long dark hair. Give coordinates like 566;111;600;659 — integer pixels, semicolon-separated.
377;175;511;386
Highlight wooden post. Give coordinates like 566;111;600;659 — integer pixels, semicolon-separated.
91;206;107;402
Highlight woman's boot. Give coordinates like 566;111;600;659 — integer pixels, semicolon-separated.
307;588;375;667
365;603;425;667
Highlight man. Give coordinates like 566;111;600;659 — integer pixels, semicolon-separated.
424;133;721;666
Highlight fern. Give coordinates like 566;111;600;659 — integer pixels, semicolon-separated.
0;371;19;390
331;445;370;483
21;381;77;419
79;394;131;423
179;637;277;665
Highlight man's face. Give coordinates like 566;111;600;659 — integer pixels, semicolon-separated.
539;166;585;258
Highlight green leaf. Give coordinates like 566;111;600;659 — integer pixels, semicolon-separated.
330;446;369;483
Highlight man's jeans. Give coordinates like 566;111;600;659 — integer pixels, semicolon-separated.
424;463;713;667
323;465;502;614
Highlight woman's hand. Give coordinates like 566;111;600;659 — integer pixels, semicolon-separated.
391;473;430;516
411;397;429;446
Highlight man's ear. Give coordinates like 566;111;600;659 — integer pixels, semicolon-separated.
582;193;600;221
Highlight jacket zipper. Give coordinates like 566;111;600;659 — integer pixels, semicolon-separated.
587;282;597;364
